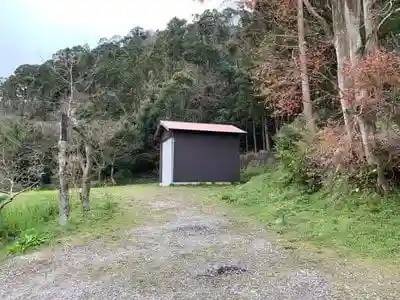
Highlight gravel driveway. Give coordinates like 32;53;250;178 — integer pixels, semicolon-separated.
0;186;399;299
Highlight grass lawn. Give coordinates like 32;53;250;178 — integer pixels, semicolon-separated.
220;166;400;264
0;186;145;258
1;170;399;265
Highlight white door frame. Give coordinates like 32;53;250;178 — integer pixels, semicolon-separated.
160;137;174;186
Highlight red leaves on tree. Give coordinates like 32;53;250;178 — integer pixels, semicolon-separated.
347;49;400;89
253;51;302;116
253;39;332;117
343;49;400;112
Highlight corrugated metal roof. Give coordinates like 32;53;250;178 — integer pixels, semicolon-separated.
158;120;246;135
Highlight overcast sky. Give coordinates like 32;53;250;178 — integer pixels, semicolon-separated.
0;0;224;77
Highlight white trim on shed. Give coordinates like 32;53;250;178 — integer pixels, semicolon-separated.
160;136;174;186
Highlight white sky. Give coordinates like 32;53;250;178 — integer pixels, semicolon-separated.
0;0;226;77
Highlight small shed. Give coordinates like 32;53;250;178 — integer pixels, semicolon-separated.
155;120;246;186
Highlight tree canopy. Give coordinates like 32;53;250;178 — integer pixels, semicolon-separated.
0;8;266;183
1;2;400;191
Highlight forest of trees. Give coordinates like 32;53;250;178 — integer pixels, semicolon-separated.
1;1;400;223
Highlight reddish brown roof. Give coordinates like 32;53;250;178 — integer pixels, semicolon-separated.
156;120;246;137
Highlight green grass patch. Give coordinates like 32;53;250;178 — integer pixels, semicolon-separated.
0;186;142;257
240;165;271;183
221;166;400;263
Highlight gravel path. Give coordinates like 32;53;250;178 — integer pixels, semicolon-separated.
0;186;399;299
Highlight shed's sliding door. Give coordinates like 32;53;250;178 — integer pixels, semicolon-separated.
161;137;174;186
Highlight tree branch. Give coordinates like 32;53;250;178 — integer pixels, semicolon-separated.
364;3;400;51
0;179;41;211
71;124;97;150
302;0;332;37
376;7;400;34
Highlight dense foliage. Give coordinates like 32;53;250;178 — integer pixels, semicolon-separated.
1;1;400;193
0;8;271;184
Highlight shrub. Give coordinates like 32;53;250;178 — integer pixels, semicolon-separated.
275;119;323;192
311;122;400;191
7;228;48;254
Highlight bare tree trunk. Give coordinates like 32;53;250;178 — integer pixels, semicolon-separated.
110;163;116;185
343;0;388;191
331;0;355;140
344;0;375;162
261;115;266;150
265;117;271;152
58;113;69;225
297;0;316;135
363;0;378;53
245;120;249;153
80;143;92;211
252;120;257;153
362;0;388;191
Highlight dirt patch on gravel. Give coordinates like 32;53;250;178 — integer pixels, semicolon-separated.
0;186;399;299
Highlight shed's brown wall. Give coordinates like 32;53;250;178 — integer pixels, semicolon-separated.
173;130;240;182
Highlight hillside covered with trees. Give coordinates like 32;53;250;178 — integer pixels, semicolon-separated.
0;7;270;186
1;0;400;226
